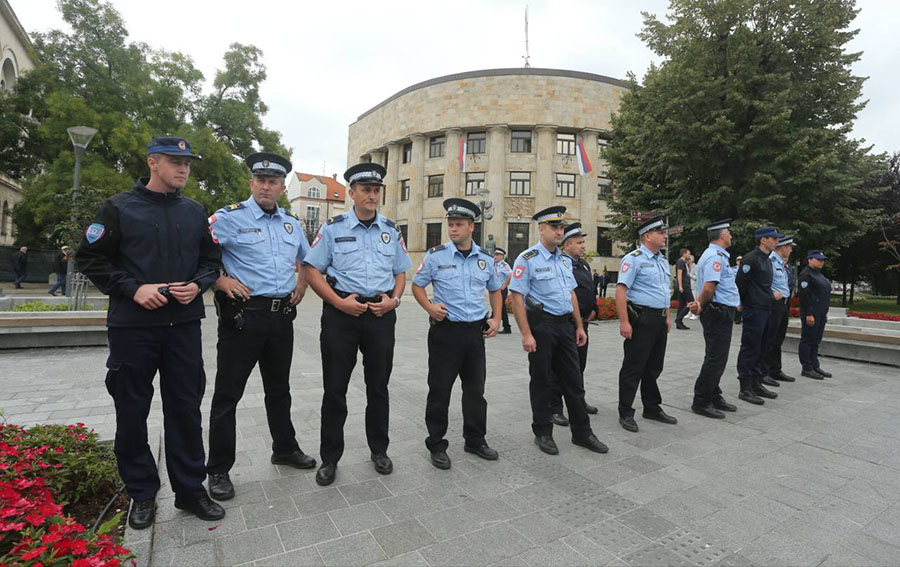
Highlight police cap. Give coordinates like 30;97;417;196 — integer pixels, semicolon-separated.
147;137;201;160
637;215;667;236
245;152;292;177
562;222;588;242
807;250;827;260
344;163;387;186
755;226;784;240
443;198;481;220
533;206;566;225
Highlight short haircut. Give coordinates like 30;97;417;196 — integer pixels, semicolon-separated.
708;229;724;242
679;248;689;256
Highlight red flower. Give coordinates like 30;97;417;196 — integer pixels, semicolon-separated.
21;545;49;560
25;513;46;526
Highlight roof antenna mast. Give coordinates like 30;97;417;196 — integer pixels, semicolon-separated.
523;5;531;68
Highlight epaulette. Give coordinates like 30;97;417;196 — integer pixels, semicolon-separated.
428;244;446;254
630;250;642;256
224;202;244;212
717;251;727;257
523;250;538;260
284;210;300;221
327;214;346;225
382;218;397;229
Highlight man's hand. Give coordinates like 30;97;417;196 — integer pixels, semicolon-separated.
806;315;815;326
587;310;597;322
619;320;633;340
134;284;168;310
290;283;306;305
774;292;784;301
484;317;500;338
575;327;587;346
426;302;448;322
678;286;684;293
688;301;702;315
666;315;672;333
216;275;251;300
521;333;537;353
368;294;397;317
337;294;369;317
167;282;200;305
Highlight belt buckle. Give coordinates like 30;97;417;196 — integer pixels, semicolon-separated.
271;299;281;312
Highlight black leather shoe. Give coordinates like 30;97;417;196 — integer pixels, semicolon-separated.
739;390;765;404
271;450;317;469
643;410;678;424
584;404;599;415
371;453;393;475
128;499;155;530
761;375;780;387
174;494;225;521
464;444;499;460
316;463;337;486
499;328;512;334
573;434;609;453
430;451;451;469
692;405;726;419
815;368;833;378
676;323;690;330
550;413;569;427
751;377;778;399
208;473;234;501
802;369;825;380
534;435;559;455
712;397;737;412
619;416;639;432
772;371;796;382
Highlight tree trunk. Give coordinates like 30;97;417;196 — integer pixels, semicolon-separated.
841;281;847;307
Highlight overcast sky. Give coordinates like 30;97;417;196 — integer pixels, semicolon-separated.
10;0;899;178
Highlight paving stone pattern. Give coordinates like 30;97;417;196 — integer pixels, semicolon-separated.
3;296;900;566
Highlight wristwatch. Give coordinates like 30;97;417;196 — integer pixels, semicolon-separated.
393;296;401;306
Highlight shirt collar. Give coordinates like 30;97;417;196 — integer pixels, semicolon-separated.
769;251;785;266
537;241;559;260
448;240;482;258
348;206;380;229
244;196;283;220
710;243;731;259
639;244;659;259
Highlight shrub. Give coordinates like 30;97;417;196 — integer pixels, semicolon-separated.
595;297;618;320
848;311;900;322
10;302;94;312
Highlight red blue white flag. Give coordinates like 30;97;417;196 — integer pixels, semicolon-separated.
458;137;466;172
576;140;593;176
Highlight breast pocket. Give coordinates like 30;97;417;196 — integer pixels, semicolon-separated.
281;234;301;264
333;239;362;270
532;271;556;294
639;263;662;286
375;240;396;270
471;268;491;287
236;231;264;245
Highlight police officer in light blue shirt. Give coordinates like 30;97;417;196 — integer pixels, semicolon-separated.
762;235;797;384
509;206;608;457
206;152;316;503
493;248;513;333
689;219;740;419
412;198;502;469
615;215;677;432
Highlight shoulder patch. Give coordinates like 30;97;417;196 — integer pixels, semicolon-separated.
630;250;642;256
284;210;300;220
225;202;245;212
428;244;446;254
523;250;538;260
327;214;346;225
382;218;397;229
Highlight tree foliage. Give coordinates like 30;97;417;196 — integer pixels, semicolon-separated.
605;0;878;259
0;0;289;247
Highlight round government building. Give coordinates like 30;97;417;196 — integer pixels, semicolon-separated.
347;67;629;267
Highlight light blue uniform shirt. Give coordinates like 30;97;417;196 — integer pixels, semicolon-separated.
412;241;501;322
617;245;670;309
303;207;412;296
769;252;790;298
494;260;512;285
208;196;308;297
697;244;740;307
509;241;577;316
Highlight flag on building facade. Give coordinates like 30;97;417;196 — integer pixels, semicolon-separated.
458;137;467;172
576;140;593;176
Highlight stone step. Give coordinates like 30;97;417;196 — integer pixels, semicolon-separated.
0;310;107;349
783;333;900;367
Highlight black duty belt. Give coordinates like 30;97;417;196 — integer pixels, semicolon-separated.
629;303;667;317
434;319;485;328
334;289;392;303
543;313;573;324
710;302;737;312
244;296;292;311
774;298;787;305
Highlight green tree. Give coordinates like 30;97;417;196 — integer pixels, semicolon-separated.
605;0;877;257
0;0;289;247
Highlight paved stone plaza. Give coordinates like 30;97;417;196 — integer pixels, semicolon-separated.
3;294;900;566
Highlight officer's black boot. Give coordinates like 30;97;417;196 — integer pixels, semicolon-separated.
738;378;764;405
751;376;778;399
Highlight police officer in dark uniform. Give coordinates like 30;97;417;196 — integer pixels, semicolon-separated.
303;163;412;486
205;152;316;502
509;206;608;456
688;219;740;419
615;216;678;432
798;250;832;379
76;137;224;529
734;226;782;404
493;248;513;334
549;222;600;426
761;235;797;385
412;198;502;469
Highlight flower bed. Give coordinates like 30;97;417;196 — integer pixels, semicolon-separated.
596;297;618;320
0;423;132;566
848;311;900;322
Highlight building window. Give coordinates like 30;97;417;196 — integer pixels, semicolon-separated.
509;172;531;196
305;205;321;235
427;175;444;198
398;224;408;245
598;137;610;157
597;227;613;257
402;143;412;164
426;223;443;249
467;132;486;155
473;223;483;247
429;136;445;158
465;172;485;196
0;201;8;235
400;179;410;201
556;173;576;198
557;133;576;155
307;186;320;199
510;130;532;153
598;179;611;199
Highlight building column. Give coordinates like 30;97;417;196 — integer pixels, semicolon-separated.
579;129;600;244
382;143;400;220
408;134;426;252
443;128;463;199
534;125;556;213
486;124;508;246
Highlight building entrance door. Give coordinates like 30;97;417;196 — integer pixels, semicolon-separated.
507;222;530;262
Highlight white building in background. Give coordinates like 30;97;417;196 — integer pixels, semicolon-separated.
286;172;347;241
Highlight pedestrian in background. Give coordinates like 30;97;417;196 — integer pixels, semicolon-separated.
12;246;27;288
48;245;70;296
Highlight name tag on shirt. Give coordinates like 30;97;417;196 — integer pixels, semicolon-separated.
438;265;457;270
335;237;356;243
238;228;260;234
535;267;551;273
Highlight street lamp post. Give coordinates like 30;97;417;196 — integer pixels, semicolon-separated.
65;126;98;297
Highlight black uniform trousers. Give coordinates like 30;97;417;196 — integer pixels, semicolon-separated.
693;305;735;407
675;290;694;325
762;300;789;376
319;303;396;464
105;321;206;502
618;311;667;418
736;306;771;378
424;320;487;453
499;289;511;330
207;303;300;474
528;318;592;440
548;325;589;415
799;313;827;371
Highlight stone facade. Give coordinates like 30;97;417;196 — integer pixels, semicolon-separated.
347;68;627;269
